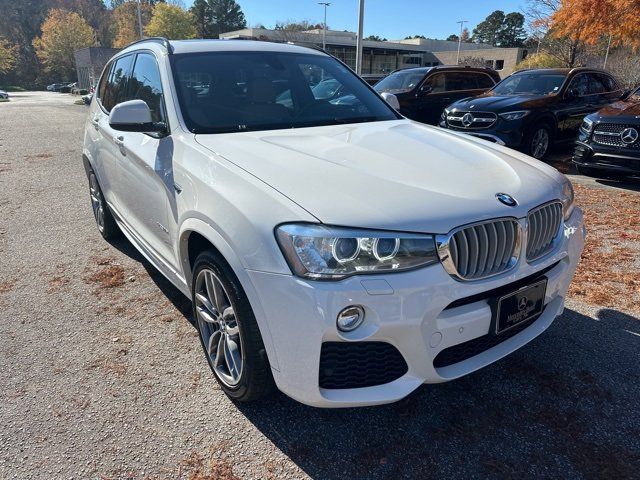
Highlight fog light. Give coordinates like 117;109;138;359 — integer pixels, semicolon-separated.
336;305;365;332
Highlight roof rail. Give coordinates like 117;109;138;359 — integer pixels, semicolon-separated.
124;37;173;54
286;41;329;55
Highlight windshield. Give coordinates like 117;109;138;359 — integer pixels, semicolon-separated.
171;51;398;134
374;69;428;93
492;73;567;96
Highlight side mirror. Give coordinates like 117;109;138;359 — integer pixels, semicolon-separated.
419;84;433;96
380;92;400;111
109;99;166;133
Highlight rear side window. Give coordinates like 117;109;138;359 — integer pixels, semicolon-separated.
101;54;134;112
128;53;166;123
595;73;618;92
587;73;607;94
445;72;480;91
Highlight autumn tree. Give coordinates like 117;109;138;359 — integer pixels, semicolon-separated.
525;0;587;67
33;9;95;79
0;37;18;74
145;3;196;39
112;1;153;47
551;0;640;49
447;28;471;43
52;0;113;46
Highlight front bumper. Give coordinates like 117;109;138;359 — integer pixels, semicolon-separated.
247;209;585;408
573;140;640;175
440;118;525;148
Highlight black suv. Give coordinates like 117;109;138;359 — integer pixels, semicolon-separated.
573;86;640;177
374;66;500;125
440;68;623;159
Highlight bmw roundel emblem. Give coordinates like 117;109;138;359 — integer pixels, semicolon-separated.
496;193;518;207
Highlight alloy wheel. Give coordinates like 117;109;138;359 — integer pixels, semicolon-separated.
531;128;549;159
194;268;243;387
89;173;105;232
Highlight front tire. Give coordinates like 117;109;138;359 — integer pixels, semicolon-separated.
525;124;551;159
191;251;274;402
88;168;120;240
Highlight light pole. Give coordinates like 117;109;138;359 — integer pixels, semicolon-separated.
356;0;365;74
455;20;468;65
603;33;612;69
318;2;330;51
136;0;144;39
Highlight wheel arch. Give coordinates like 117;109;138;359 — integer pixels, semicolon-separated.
531;114;558;137
178;218;280;370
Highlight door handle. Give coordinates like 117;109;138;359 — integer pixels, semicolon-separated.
91;118;100;130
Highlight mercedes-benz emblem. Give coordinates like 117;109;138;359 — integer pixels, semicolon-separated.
518;296;528;311
620;127;639;145
462;113;474;127
496;192;518;207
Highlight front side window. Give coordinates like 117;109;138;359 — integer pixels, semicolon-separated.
374;68;429;93
567;74;590;97
101;54;134;112
492;73;567;96
426;73;445;93
128;53;166;123
172;51;398;134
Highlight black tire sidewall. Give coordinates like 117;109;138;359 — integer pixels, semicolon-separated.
87;167;119;240
191;251;267;401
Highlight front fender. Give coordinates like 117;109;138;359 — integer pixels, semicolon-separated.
178;217;281;371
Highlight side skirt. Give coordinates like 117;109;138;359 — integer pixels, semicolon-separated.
108;202;192;299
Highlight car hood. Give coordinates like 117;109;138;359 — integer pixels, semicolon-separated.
449;93;552;112
595;98;640;119
195;120;564;234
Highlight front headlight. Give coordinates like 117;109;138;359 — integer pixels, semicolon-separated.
498;110;529;121
439;108;449;126
275;224;438;280
580;116;594;134
561;178;575;220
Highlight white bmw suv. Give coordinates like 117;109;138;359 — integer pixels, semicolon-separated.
83;38;585;408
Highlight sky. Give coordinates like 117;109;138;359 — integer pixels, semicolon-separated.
184;0;528;40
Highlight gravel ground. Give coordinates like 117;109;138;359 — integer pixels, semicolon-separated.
1;92;639;480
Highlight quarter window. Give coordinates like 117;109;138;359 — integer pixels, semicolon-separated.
97;60;112;104
129;53;166;123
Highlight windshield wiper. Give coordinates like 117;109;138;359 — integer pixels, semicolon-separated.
331;116;381;125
